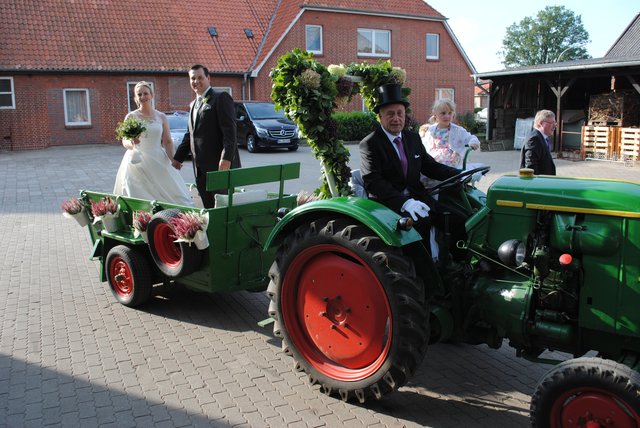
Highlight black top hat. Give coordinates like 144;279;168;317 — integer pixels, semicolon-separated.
374;83;410;113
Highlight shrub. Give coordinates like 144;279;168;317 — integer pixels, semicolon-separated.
456;111;482;135
332;111;378;141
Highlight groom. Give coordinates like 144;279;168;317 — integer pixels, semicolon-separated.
173;64;241;208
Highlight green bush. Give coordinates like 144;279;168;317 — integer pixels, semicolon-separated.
456;111;482;134
332;111;378;141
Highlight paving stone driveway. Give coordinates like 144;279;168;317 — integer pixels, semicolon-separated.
1;145;639;427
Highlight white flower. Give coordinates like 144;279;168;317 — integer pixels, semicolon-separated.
327;64;346;77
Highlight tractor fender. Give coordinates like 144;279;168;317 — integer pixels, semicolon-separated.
265;196;445;297
265;196;423;250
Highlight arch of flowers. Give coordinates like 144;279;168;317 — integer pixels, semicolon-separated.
270;49;409;199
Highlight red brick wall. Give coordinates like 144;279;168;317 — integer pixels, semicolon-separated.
0;73;244;150
251;11;475;125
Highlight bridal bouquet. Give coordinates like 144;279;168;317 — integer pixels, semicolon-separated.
115;117;146;139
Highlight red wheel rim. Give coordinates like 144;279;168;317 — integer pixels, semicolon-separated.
550;387;640;428
281;244;392;381
153;223;182;267
109;256;133;298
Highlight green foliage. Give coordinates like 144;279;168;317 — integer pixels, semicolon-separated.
500;6;590;68
345;61;411;114
271;49;410;199
271;49;349;198
456;112;482;134
332;111;378;141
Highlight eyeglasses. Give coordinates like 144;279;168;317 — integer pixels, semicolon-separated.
543;120;557;126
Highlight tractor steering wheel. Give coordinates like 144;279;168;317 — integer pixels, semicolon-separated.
426;166;491;196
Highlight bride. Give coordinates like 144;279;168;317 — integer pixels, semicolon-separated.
114;81;194;206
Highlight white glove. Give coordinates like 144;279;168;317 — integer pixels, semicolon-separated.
401;198;430;221
471;171;483;184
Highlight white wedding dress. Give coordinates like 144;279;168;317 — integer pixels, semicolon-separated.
113;112;194;206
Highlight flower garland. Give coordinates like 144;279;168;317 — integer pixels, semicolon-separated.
270;49;409;199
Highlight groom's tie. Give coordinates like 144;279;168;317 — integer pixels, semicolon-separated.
192;95;202;127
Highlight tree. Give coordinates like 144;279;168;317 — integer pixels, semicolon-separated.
500;6;590;68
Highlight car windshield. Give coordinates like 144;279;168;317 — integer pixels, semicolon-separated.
167;114;188;130
245;103;286;120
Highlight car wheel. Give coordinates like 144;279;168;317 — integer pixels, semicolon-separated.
247;134;258;153
288;145;298;152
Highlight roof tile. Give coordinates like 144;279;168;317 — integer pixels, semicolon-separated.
0;0;444;73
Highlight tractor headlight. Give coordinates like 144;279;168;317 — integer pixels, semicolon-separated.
497;239;526;267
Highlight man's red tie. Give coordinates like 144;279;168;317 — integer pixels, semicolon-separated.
394;137;408;177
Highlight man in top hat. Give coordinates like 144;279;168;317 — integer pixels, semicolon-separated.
359;83;462;253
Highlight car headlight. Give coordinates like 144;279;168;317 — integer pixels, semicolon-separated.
255;126;269;137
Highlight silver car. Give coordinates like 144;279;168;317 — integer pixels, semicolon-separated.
165;111;189;154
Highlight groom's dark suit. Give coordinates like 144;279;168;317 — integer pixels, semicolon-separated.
175;87;241;208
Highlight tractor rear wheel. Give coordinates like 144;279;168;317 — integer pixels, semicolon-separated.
531;357;640;427
267;217;429;403
106;245;153;307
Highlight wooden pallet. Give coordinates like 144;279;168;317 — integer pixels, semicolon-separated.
588;119;622;127
618;128;640;161
581;126;615;160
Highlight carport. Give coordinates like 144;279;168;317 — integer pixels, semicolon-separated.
474;13;640;157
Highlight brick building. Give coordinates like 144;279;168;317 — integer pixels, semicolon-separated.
0;0;476;151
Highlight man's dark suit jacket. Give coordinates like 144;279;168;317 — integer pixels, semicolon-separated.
520;128;556;175
359;126;459;214
175;88;240;207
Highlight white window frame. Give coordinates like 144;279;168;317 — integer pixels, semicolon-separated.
426;33;440;60
305;25;323;55
127;81;155;112
63;89;91;126
357;28;391;57
212;87;232;96
0;77;16;109
435;88;455;102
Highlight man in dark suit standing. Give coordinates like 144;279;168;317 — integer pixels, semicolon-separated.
520;109;556;175
173;64;241;208
359;83;461;247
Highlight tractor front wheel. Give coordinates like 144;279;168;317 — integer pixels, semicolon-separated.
267;217;429;403
531;357;640;427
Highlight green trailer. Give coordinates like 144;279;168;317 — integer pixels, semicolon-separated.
77;163;299;307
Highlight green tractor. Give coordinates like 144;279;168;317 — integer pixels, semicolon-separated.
264;166;640;426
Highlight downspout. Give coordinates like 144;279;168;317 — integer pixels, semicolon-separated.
242;0;282;100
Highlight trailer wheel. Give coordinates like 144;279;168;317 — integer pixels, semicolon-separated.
531;357;640;428
147;209;202;278
267;217;429;403
106;245;153;307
